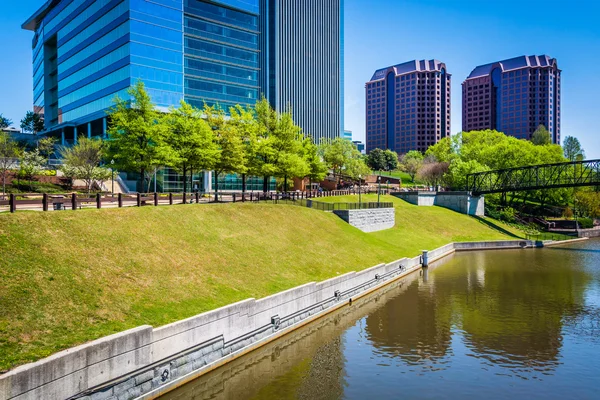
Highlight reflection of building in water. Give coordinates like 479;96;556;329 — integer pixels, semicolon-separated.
365;279;453;366
440;252;590;374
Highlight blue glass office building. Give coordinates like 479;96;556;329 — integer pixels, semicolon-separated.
23;0;343;189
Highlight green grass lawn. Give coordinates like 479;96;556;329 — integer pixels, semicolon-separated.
0;196;521;371
373;170;422;186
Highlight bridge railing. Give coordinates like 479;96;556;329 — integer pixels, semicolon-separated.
466;159;600;195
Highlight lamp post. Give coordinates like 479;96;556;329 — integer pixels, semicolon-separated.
377;175;381;204
110;159;115;196
358;174;362;207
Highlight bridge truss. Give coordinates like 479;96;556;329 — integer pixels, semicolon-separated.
466;159;600;195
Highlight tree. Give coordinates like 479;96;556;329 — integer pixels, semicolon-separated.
106;81;175;192
59;137;112;195
271;110;308;190
384;149;398;171
321;137;357;183
445;159;489;190
203;104;246;201
38;137;57;160
417;157;449;189
18;149;45;191
168;101;220;195
399;150;424;183
366;148;387;171
562;136;585;161
302;137;327;187
532;124;551;145
0;131;21;197
252;97;278;192
229;104;258;196
20;111;44;135
0;114;12;129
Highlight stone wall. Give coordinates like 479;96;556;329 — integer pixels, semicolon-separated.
578;228;600;238
0;239;573;400
333;208;395;232
393;191;484;216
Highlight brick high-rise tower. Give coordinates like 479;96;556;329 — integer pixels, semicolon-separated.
462;55;561;143
365;60;451;154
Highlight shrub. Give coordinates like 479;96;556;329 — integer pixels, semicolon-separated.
498;207;517;223
578;218;593;229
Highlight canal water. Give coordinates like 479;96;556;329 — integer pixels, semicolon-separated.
162;239;600;400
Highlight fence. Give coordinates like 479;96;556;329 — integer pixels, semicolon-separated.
0;189;385;213
525;232;576;241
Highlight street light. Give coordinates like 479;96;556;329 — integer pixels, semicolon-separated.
377;175;381;204
110;159;115;196
358;174;362;207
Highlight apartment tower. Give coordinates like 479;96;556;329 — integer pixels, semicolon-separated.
462;55;561;143
365;60;451;154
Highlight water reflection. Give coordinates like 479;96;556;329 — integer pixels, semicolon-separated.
162;239;600;399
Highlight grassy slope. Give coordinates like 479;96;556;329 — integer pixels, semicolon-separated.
0;196;521;371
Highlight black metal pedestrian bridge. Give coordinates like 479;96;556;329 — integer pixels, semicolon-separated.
466;159;600;195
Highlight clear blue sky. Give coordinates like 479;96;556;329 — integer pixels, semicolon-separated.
1;0;598;158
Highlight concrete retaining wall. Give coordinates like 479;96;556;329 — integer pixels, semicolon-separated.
394;191;485;216
0;239;574;400
578;228;600;238
333;208;395;232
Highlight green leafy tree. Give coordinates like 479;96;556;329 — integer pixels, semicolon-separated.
59;137;112;195
18;149;45;191
531;124;551;145
229;104;258;196
20;111;44;135
321;137;360;184
0;131;21;196
575;190;600;219
203;104;247;201
38;137;57;160
302;137;328;186
168;101;220;195
106;81;175;192
384;149;398;171
562;136;585;161
345;156;371;180
399;150;424;183
0;114;12;129
252;97;278;192
445;159;489;190
366;148;387;171
272;110;308;190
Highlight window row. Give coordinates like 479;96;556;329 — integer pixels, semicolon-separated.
185;17;257;48
58;0;113;42
58;21;129;72
58;1;128;57
185;0;258;32
59;44;129;90
59;66;130;109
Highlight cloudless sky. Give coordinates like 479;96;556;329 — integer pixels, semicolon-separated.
1;0;599;157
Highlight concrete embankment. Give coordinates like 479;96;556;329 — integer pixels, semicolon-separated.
0;238;586;400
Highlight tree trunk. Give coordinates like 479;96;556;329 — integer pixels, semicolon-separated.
284;175;288;193
182;164;188;197
263;176;268;193
139;168;145;193
242;174;247;197
214;172;219;202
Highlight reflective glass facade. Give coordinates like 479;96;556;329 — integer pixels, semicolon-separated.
184;0;260;111
24;0;343;189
